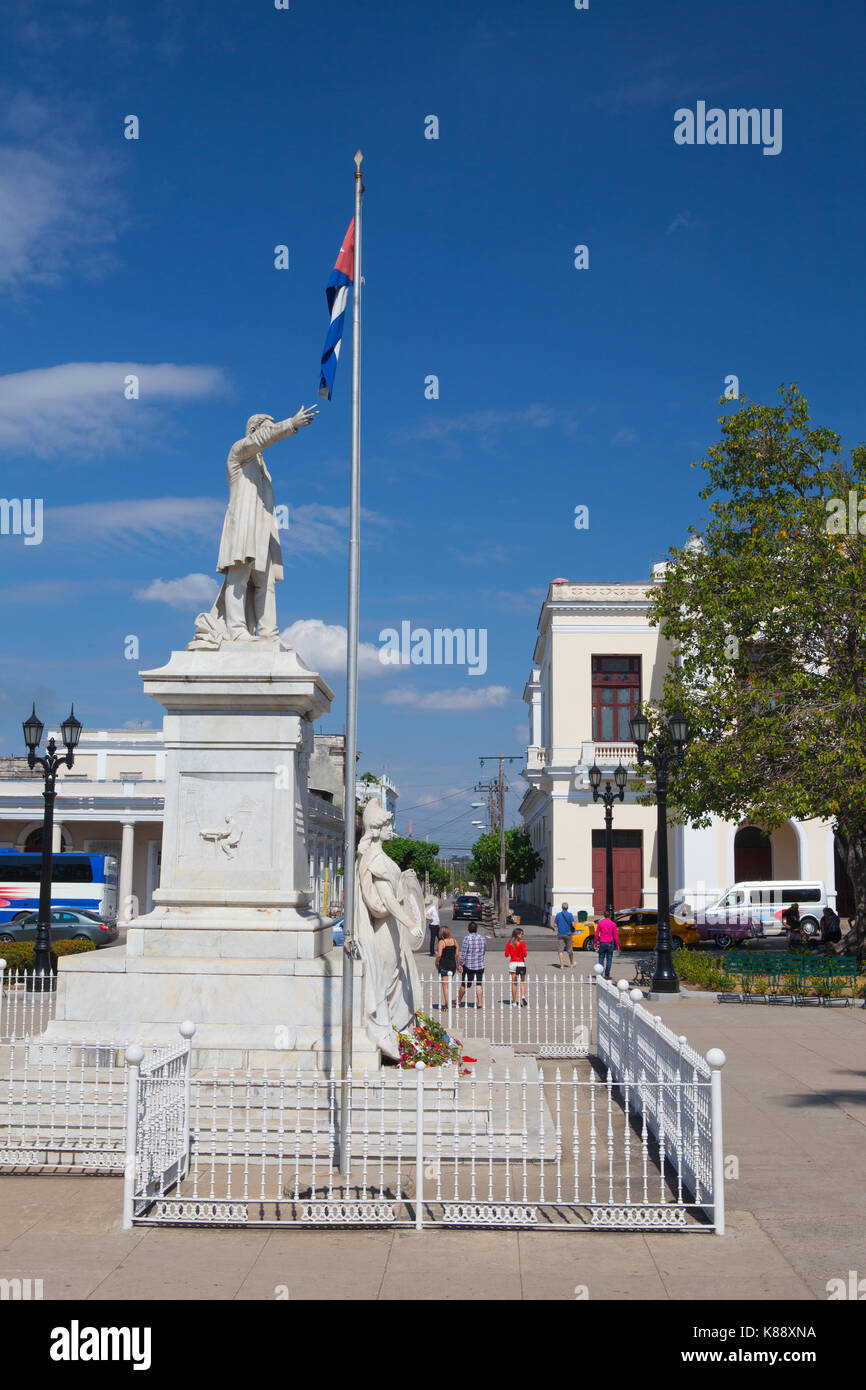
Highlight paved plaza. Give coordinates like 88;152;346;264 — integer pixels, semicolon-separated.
1;931;863;1300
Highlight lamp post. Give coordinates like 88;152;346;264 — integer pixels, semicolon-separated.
629;707;689;994
22;704;83;992
588;762;627;918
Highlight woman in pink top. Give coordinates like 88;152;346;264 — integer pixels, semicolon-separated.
594;915;620;979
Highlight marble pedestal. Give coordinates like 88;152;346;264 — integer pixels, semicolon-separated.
43;644;379;1071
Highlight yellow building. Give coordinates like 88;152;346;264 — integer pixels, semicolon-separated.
518;576;850;921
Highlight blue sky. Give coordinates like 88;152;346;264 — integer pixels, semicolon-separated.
1;0;864;850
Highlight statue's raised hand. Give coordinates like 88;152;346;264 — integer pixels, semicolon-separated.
292;404;318;430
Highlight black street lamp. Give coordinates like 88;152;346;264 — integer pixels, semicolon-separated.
589;762;627;918
629;707;689;994
22;704;82;992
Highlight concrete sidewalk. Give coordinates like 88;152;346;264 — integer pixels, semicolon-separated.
1;976;862;1301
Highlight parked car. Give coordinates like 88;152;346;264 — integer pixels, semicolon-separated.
0;907;118;948
692;881;828;950
453;895;483;921
573;908;700;952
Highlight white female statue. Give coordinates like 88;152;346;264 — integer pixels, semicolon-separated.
354;799;426;1059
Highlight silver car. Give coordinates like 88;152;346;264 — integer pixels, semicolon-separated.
0;908;118;948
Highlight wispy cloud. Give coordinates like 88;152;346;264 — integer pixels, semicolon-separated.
0;362;228;456
0;89;120;293
611;427;638;445
395;403;577;446
134;573;219;610
381;685;512;712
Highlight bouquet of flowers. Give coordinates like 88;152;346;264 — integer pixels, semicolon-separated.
397;1010;462;1068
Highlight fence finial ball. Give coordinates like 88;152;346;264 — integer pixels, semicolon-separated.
706;1048;727;1068
179;1020;197;1038
629;989;643;1003
125;1043;145;1065
593;963;604;975
616;977;629;992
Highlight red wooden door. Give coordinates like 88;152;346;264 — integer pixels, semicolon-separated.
592;832;643;914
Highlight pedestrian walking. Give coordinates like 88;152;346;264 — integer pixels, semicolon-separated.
594;913;620;979
457;922;487;1008
820;905;842;945
435;924;459;1010
426;896;440;956
554;901;575;968
505;927;528;1006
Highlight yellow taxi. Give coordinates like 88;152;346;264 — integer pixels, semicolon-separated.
572;908;700;952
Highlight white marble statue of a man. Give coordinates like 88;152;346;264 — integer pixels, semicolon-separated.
354;799;426;1059
189;405;316;649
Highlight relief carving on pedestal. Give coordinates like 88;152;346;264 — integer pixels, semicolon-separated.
199;814;243;859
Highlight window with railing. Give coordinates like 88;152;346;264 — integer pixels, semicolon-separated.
591;656;641;742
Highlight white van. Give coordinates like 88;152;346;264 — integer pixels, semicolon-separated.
694;881;828;948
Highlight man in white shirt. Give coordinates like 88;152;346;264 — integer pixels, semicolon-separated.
425;897;441;956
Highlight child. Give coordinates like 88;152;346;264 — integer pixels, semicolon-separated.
505;928;528;1006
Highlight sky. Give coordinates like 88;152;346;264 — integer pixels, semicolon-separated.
0;0;864;851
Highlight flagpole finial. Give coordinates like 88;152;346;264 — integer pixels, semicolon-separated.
354;149;363;169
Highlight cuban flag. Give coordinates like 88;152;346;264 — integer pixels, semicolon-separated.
318;219;355;400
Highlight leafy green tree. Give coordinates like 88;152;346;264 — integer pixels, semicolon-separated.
648;384;866;950
468;829;543;894
382;835;441;884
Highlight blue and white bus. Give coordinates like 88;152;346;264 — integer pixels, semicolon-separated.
0;851;118;926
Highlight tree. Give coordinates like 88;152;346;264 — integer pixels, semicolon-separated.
468;828;543;894
382;835;441;885
648;384;866;952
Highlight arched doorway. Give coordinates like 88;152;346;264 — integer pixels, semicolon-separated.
734;825;772;881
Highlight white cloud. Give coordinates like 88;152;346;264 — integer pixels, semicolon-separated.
0;91;119;293
611;427;638;445
381;685;512;711
0;361;227;456
282;619;389;678
44;498;226;552
134;573;219;609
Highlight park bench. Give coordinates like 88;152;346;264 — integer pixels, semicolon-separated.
721;951;858;1003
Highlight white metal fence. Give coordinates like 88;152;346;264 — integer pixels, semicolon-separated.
123;1016;724;1231
0;963;57;1041
0;1027;190;1174
416;970;593;1056
594;974;726;1233
0;1037;127;1170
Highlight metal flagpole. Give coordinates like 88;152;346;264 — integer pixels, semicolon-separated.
340;150;364;1174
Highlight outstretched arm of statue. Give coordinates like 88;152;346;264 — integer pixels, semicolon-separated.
234;406;318;463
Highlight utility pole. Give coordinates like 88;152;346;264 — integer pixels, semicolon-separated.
479;755;521;937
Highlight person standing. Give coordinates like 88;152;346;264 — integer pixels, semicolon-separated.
505;927;528;1006
435;924;459;1011
820;905;842;946
457;922;487;1008
594;913;620;980
782;901;802;949
554;901;575;969
426;896;440;956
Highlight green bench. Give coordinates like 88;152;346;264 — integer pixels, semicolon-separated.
720;952;858;1002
